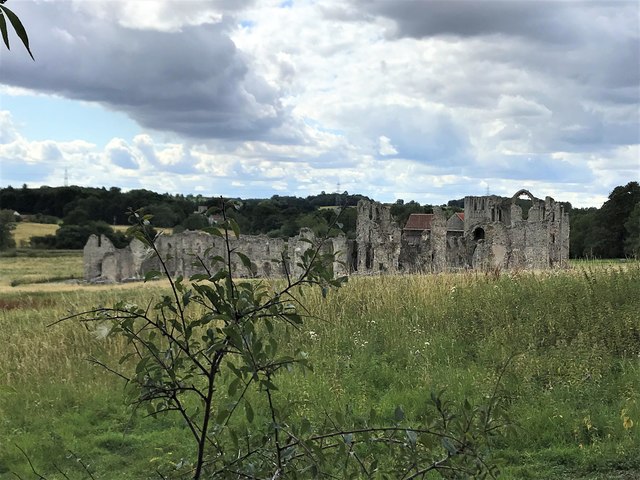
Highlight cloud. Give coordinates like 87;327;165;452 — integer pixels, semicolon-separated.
1;1;285;140
1;0;638;209
378;136;397;156
0;111;20;143
352;1;635;44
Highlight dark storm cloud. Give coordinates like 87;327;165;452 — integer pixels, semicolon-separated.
355;1;630;43
1;2;284;140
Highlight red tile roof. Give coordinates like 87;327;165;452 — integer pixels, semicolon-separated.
404;213;434;231
456;212;464;220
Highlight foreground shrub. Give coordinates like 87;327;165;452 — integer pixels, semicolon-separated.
52;203;508;479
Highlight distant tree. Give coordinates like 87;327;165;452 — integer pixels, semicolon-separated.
569;208;598;258
624;202;640;258
145;203;180;228
447;198;465;209
32;221;129;250
592;182;640;258
390;200;431;227
62;206;91;225
0;209;17;250
181;213;210;231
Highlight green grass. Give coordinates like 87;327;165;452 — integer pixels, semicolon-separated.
1;258;639;478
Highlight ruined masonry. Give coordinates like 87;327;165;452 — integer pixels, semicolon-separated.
84;190;569;282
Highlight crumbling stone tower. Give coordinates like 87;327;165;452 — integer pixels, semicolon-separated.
463;189;569;270
355;200;402;273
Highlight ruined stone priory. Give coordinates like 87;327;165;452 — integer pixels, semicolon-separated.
83;189;569;283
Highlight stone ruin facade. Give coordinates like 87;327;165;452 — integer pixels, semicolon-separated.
84;228;350;283
83;190;569;282
352;189;569;274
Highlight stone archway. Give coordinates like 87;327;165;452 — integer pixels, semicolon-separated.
511;189;537;220
511;189;537;202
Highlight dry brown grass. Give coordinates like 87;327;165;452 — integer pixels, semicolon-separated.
12;222;59;246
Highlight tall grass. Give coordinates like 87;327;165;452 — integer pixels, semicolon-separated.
1;264;639;478
0;254;83;288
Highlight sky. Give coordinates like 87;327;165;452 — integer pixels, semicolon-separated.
0;0;638;208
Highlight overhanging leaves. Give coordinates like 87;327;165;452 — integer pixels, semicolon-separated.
0;4;34;60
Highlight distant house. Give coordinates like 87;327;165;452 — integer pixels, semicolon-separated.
196;206;222;226
446;212;464;232
403;213;434;243
403;212;464;241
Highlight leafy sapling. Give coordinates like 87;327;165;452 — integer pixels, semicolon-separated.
52;200;507;479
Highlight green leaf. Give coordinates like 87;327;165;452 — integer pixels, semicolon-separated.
0;5;33;60
405;429;417;447
244;399;254;423
441;437;458;455
144;270;161;282
201;226;223;237
228;377;241;397
189;273;210;282
394;405;405;422
0;12;9;50
236;251;255;275
229;218;241;239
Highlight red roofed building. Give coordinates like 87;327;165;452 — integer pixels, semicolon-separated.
447;212;465;232
403;213;434;243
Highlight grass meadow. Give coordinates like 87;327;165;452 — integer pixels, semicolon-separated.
0;254;639;479
12;222;60;247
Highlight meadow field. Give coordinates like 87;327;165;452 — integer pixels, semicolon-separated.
12;222;60;247
1;254;639;479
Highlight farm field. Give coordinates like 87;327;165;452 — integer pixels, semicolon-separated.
1;256;639;479
12;222;60;246
10;222;139;248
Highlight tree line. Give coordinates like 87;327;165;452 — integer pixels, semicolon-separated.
1;182;638;258
570;181;640;259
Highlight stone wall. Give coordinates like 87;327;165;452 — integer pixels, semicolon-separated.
84;189;569;282
84;229;349;283
462;189;570;270
355;200;402;273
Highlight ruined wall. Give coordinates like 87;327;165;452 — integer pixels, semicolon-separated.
84;229;349;283
462;190;569;270
84;235;147;283
355;200;402;273
85;190;569;282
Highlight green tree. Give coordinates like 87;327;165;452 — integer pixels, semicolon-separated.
570;208;598;258
0;209;17;250
32;221;129;249
592;182;640;258
181;212;210;231
624;201;640;258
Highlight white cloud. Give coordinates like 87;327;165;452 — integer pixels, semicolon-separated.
378;136;398;156
0;0;638;208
